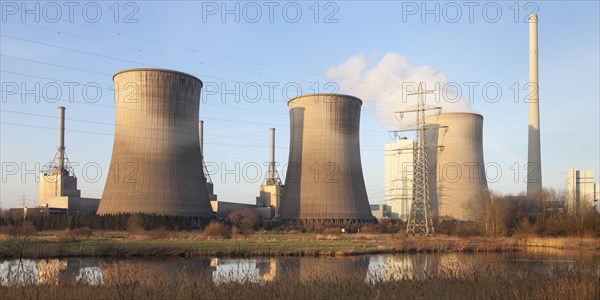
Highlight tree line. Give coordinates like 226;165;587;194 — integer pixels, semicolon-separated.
455;188;600;237
0;212;208;231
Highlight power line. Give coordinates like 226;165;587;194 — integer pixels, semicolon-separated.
0;121;385;152
3;21;320;84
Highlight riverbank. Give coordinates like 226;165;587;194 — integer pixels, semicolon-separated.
1;231;598;259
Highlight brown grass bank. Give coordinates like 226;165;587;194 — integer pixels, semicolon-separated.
0;232;598;259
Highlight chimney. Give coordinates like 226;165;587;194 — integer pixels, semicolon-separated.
527;13;542;198
269;128;275;183
58;106;65;173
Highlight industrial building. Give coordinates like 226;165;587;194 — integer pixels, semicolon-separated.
35;107;100;216
370;204;392;219
97;68;213;218
424;112;488;221
383;113;488;221
256;128;283;210
278;94;374;224
565;167;597;214
384;137;414;221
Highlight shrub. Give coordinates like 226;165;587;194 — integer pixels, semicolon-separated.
72;227;93;238
203;222;231;239
127;214;144;234
146;227;173;240
227;209;262;231
513;218;535;238
59;227;93;242
322;227;342;235
359;224;378;234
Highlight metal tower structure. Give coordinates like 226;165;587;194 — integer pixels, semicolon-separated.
265;128;282;186
396;83;437;236
199;120;213;185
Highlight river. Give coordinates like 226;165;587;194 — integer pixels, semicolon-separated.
1;249;598;287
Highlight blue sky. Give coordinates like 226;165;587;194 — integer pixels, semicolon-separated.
1;1;599;208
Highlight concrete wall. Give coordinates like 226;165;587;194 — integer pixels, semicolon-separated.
370;204;391;219
256;184;282;208
279;94;373;222
425;113;488;220
215;201;274;219
38;173;81;209
98;69;213;218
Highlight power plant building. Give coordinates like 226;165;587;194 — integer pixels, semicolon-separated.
97;69;213;218
37;107;99;215
384;137;414;221
256;128;283;210
279;94;374;224
565;167;597;214
424;112;488;220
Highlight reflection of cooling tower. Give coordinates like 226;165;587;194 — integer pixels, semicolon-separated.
425;113;488;220
279;94;373;223
97;69;213;218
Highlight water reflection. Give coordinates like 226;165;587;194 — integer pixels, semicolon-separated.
0;258;103;286
1;251;598;287
366;254;443;283
211;258;278;285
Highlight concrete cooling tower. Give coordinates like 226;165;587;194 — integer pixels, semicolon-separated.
97;68;213;218
425;112;488;220
279;94;374;224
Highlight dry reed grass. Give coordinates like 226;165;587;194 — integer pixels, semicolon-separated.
0;257;597;300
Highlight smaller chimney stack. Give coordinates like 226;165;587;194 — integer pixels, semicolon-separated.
269;128;275;182
58;106;65;173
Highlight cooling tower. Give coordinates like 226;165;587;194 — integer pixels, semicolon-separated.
279;94;374;224
97;68;213;218
425;113;488;220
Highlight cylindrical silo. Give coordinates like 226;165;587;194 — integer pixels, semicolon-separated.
97;68;213;218
279;94;374;224
425;112;488;220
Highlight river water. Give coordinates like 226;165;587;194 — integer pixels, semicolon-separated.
1;250;599;287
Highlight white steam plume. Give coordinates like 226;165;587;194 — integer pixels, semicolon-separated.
325;52;475;129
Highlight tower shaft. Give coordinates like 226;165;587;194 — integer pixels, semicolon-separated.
527;13;542;198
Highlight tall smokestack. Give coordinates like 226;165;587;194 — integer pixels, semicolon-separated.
57;106;65;173
199;120;204;157
269;128;275;182
527;13;542;198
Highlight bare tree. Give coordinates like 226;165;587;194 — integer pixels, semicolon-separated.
529;188;564;223
1;221;37;258
228;209;262;231
463;189;506;237
570;196;599;237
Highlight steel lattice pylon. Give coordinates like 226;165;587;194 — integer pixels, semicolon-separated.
403;83;436;236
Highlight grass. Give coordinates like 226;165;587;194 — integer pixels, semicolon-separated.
0;231;598;259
